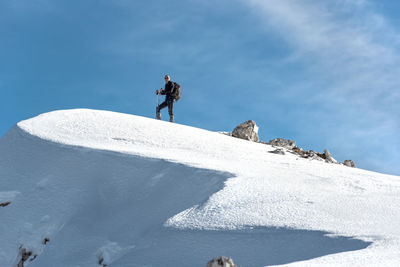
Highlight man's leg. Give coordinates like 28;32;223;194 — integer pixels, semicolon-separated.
156;107;161;120
156;100;168;120
168;99;174;123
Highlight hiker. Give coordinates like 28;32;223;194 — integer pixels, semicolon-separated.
156;74;177;122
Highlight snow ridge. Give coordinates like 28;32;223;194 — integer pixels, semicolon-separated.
1;109;400;266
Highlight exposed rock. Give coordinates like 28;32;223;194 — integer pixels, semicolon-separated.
269;148;285;155
267;138;296;150
0;201;11;207
294;149;324;161
316;152;325;159
344;160;356;168
323;149;337;163
17;247;34;267
230;120;344;166
219;131;232;137
43;237;50;245
292;147;303;154
232;120;259;142
303;150;324;161
207;256;236;267
98;256;106;267
310;151;323;160
266;139;343;165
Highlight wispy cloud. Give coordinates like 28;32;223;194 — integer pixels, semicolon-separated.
242;0;400;174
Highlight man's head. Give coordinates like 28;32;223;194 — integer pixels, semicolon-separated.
164;75;170;83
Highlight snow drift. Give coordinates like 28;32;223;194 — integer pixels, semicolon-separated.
0;109;399;266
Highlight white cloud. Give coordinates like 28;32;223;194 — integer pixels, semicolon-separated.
242;0;400;174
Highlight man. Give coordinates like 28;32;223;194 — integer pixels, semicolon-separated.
156;74;175;122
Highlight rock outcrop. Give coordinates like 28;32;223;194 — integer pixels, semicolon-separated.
17;247;35;267
219;131;232;137
323;149;337;163
344;160;356;168
269;148;285;155
228;121;354;168
292;147;325;161
206;256;236;267
232;120;259;142
266;138;347;166
0;201;11;207
267;138;296;150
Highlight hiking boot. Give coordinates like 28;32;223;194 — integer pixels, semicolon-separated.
169;115;174;123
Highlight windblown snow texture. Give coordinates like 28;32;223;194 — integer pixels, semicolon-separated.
0;109;399;266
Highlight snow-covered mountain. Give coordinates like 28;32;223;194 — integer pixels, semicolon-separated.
1;109;399;267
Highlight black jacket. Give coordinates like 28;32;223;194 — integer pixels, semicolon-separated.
162;81;175;99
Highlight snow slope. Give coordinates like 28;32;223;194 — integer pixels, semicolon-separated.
1;109;400;266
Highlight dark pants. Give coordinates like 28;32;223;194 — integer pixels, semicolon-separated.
156;97;174;121
157;98;174;115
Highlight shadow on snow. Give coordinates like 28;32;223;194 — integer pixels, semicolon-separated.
1;127;372;267
115;226;371;267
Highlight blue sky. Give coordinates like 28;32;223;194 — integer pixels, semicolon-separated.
1;0;399;175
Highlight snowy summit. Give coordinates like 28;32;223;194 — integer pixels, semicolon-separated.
1;109;400;266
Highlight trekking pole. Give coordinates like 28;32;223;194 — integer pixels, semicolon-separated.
155;90;161;119
156;91;158;119
156;91;159;108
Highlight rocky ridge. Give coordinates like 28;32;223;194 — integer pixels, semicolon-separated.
230;121;356;168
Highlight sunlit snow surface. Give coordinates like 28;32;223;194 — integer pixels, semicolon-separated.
1;109;400;266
